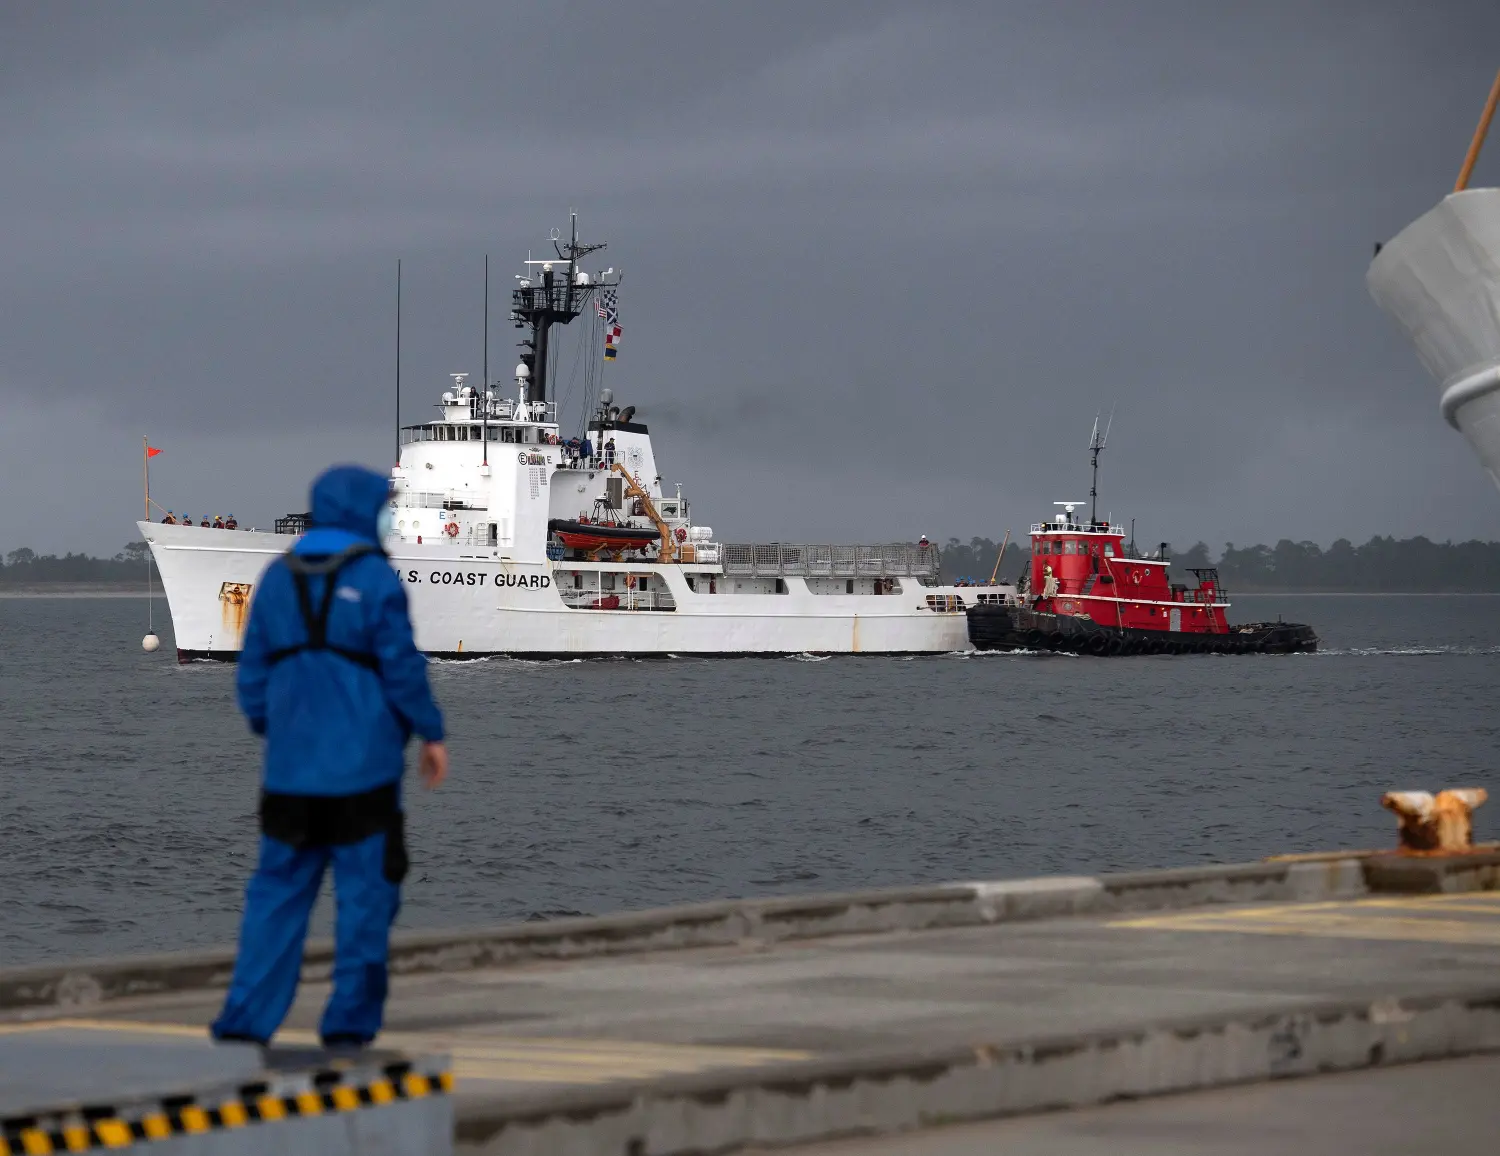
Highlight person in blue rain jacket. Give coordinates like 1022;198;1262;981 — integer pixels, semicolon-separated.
211;464;448;1049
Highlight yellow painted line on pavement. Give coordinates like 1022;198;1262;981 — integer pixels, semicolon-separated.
1353;897;1500;915
1112;892;1500;945
0;1018;811;1087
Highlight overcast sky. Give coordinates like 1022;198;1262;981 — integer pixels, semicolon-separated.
3;0;1500;556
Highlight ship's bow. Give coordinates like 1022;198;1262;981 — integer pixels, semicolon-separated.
140;521;288;660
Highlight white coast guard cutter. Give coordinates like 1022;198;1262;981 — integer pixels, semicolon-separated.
141;220;1013;659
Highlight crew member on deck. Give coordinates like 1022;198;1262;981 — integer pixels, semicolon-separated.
162;511;176;524
226;514;238;530
200;516;211;527
1041;564;1059;599
213;515;225;529
211;465;448;1050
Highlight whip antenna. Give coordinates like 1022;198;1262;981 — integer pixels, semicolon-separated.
482;254;489;466
395;259;402;462
1088;407;1113;525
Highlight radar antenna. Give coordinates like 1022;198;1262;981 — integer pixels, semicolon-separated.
1088;408;1114;526
511;212;615;406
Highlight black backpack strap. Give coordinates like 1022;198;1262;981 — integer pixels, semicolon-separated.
309;558;342;650
266;543;381;670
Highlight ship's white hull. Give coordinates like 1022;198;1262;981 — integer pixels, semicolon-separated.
141;523;975;657
1369;189;1500;487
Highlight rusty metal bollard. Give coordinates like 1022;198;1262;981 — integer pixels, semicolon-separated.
1381;788;1488;854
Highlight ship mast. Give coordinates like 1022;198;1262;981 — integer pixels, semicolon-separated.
510;213;610;406
1088;410;1113;526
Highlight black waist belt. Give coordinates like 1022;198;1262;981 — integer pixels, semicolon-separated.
260;782;408;883
259;782;400;848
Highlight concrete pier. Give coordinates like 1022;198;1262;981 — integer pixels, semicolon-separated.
5;852;1500;1154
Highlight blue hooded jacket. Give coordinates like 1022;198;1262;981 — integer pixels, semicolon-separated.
237;465;444;797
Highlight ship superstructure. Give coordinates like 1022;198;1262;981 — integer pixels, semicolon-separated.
142;220;1014;658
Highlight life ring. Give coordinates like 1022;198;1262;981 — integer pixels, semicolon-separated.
444;522;459;537
675;527;688;543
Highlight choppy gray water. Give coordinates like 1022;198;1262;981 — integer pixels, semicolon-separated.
2;593;1497;967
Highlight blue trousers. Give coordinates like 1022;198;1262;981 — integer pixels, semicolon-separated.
211;831;400;1045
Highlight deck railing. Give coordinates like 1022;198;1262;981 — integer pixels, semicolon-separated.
719;542;940;578
556;588;677;612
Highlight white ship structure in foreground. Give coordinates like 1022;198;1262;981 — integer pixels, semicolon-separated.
143;221;1012;659
1369;187;1500;487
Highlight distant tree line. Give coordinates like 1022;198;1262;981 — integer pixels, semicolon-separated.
6;536;1500;592
938;535;1500;592
0;543;151;586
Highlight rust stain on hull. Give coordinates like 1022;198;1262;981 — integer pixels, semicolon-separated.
219;582;253;641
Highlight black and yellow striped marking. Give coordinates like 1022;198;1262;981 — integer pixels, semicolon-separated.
0;1063;452;1154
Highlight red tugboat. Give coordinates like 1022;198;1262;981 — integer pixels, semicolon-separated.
966;422;1317;655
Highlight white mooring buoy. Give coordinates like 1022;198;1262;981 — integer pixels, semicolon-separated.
142;632;160;653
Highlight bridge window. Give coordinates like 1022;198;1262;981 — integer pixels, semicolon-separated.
1104;544;1114;557
1063;540;1078;555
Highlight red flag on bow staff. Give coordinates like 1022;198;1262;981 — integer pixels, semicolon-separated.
143;437;164;520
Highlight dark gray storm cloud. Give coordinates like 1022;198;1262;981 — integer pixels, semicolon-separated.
3;0;1500;554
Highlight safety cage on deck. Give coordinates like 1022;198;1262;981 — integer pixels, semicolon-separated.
275;513;312;536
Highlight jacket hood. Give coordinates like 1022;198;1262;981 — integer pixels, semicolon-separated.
308;465;389;542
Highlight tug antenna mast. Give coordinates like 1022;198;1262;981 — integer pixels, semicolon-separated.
1088;409;1113;526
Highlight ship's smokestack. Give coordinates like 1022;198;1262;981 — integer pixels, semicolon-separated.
1368;189;1500;487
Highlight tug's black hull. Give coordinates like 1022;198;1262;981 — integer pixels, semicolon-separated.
966;605;1318;655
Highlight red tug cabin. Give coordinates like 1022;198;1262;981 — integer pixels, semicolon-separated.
1028;506;1227;635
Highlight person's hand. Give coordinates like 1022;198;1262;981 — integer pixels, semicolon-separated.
418;741;448;789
